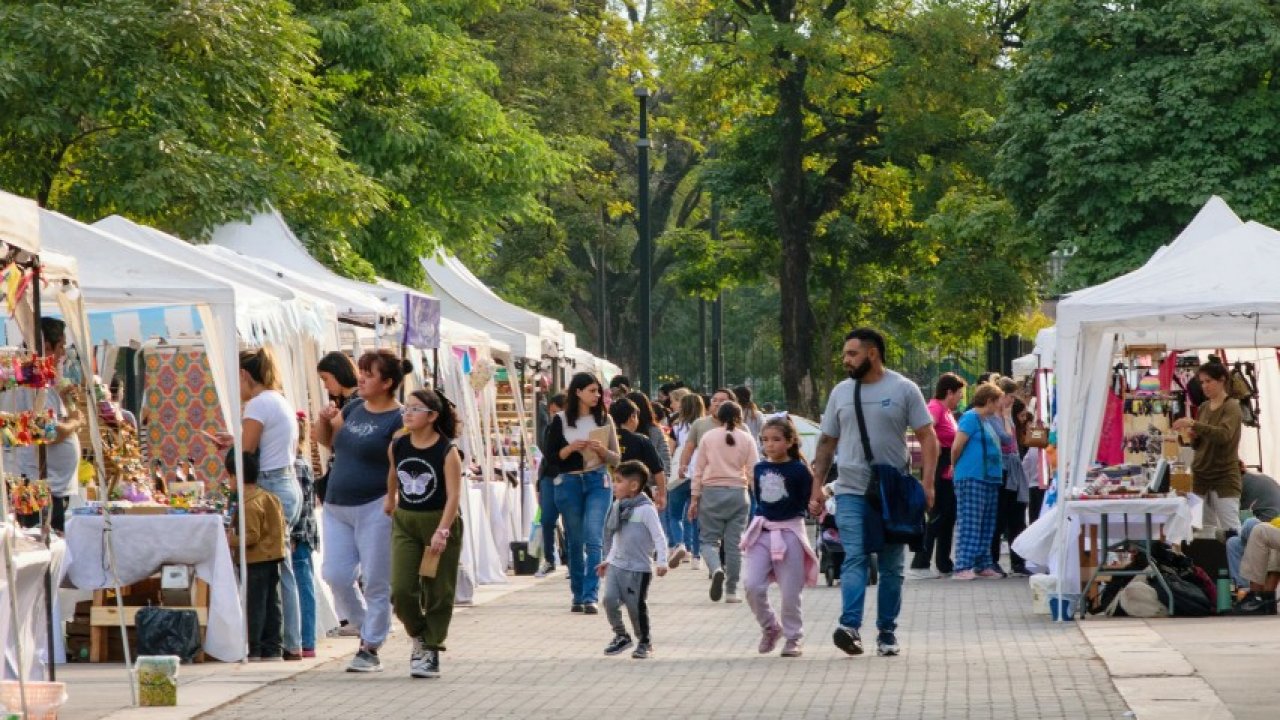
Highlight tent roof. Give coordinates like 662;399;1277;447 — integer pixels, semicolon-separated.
94;215;337;346
210;208;398;325
439;316;505;354
422;253;563;358
0;189;40;255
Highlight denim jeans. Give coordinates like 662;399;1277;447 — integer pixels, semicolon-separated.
553;468;612;604
1227;518;1261;588
835;493;904;632
538;474;560;566
665;481;700;556
259;467;302;652
292;541;316;650
321;497;393;647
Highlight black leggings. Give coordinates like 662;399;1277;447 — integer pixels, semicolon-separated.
911;448;955;573
991;487;1027;571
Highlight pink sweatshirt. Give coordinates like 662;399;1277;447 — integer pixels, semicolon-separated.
692;427;759;496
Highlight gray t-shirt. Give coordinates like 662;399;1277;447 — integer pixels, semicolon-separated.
1241;472;1280;522
819;370;931;496
326;399;402;507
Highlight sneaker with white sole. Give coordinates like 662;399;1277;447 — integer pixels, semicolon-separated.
781;639;803;657
668;545;689;568
691;556;701;570
906;567;938;580
631;642;652;659
421;649;440;678
833;626;863;656
876;631;900;656
758;624;782;654
724;592;742;604
534;562;554;578
409;638;431;678
346;647;382;673
604;634;633;656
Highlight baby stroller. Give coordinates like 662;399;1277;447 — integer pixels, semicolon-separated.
815;508;877;587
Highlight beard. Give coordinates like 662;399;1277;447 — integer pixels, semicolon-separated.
847;358;873;380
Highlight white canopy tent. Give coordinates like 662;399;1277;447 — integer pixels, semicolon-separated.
422;253;563;361
37;210;252;660
0;190;39;255
92;216;338;421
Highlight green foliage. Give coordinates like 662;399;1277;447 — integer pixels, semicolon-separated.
994;0;1280;288
0;0;383;253
297;0;567;284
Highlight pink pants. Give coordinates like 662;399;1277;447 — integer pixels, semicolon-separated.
743;530;806;641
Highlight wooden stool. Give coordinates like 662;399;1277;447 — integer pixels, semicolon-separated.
89;578;210;662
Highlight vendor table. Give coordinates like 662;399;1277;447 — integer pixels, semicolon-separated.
1066;496;1193;618
1;532;67;679
64;514;244;662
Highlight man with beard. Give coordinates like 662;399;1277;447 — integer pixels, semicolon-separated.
809;328;938;657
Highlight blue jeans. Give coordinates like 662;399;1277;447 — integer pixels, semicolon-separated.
553;469;612;604
1228;518;1261;588
259;467;302;652
292;541;316;650
664;482;700;556
835;494;905;632
538;474;560;566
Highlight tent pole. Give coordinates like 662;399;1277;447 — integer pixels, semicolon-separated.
31;263;57;682
433;348;440;388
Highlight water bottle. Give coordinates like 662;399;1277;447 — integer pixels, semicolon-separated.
1216;569;1232;613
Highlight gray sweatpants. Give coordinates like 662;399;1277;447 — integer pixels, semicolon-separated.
603;566;652;643
699;486;750;594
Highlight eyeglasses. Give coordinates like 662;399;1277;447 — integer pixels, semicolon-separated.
401;406;433;416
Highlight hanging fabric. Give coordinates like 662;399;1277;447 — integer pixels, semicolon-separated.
1097;367;1127;465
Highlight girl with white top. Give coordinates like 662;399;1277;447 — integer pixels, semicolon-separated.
543;372;621;614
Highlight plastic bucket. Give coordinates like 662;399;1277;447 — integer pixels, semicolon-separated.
1049;594;1078;621
1029;575;1057;615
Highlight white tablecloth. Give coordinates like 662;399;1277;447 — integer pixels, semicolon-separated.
64;514;245;662
1014;495;1194;593
1;532;67;678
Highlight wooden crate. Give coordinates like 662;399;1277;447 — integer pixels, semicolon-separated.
88;578;209;662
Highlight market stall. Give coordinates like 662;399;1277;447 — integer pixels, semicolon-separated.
1022;197;1280;613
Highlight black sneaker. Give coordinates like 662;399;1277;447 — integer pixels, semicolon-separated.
832;626;863;656
422;649;441;678
876;631;900;656
571;603;584;613
631;642;652;659
1233;591;1278;616
710;569;725;602
583;603;599;615
604;634;633;655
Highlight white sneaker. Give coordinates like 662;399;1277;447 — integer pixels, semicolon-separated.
668;545;689;569
724;592;743;604
906;568;938;581
409;638;430;678
535;562;553;578
691;557;701;570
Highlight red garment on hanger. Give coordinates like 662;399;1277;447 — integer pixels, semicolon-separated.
1158;351;1179;392
1096;389;1125;466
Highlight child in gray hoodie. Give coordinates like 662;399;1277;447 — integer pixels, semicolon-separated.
596;461;668;659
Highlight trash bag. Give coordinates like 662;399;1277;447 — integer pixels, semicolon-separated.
135;607;202;663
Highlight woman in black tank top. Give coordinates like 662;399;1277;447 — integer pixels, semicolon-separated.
385;388;463;679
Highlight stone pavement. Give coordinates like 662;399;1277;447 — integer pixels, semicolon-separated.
200;566;1132;720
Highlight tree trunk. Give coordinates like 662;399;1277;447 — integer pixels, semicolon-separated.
772;56;821;416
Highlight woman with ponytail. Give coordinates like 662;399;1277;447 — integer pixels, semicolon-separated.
216;348;304;659
314;349;412;673
386;388;462;679
690;401;758;604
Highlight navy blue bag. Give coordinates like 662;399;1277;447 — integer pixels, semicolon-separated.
854;381;926;552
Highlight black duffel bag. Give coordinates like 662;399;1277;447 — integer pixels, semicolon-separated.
136;606;202;662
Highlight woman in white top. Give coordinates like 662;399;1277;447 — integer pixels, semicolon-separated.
216;347;303;658
543;372;621;613
665;391;703;569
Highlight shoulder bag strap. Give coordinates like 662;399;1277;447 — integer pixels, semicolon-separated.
854;380;874;463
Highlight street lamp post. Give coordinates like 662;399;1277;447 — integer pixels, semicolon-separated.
635;85;652;394
710;193;724;390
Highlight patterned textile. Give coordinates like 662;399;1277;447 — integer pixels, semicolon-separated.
142;346;226;485
954;480;999;572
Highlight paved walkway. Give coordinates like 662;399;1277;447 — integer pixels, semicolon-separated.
200;566;1130;720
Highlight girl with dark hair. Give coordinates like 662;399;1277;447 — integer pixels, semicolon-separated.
544;372;621;613
315;349;412;673
743;417;817;656
734;385;764;441
1173;362;1244;531
316;351;359;409
386;388;462;679
627;390;672;499
690;401;759;604
214;348;304;658
666;392;705;569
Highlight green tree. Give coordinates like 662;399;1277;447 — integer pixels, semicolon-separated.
995;0;1280;288
296;0;567;283
0;0;382;267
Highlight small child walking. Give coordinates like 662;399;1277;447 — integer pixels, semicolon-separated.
598;461;668;659
226;450;288;661
292;413;320;658
386;389;463;679
740;417;818;657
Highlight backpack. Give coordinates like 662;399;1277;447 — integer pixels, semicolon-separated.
1229;361;1260;427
